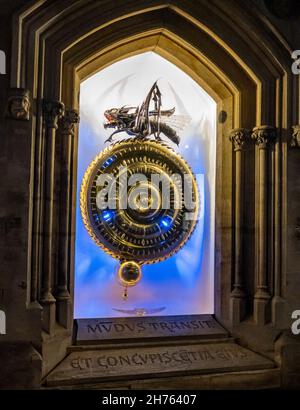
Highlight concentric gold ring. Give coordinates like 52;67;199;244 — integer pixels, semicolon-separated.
80;138;200;264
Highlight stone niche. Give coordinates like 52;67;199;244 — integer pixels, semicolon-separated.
74;52;216;319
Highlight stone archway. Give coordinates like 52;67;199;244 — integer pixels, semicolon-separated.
4;0;295;386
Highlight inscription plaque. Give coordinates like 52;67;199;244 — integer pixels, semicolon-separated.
46;342;275;386
76;314;228;344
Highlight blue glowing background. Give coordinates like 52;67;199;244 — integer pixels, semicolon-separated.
75;53;216;318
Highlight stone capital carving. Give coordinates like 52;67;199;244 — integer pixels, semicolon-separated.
229;128;250;151
60;109;80;136
252;125;277;149
43;100;65;129
5;88;31;121
291;125;300;148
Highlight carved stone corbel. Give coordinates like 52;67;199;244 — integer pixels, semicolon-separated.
5;88;31;120
60;109;80;136
291;125;300;148
229;128;250;151
43;100;65;129
252;125;277;149
252;125;277;325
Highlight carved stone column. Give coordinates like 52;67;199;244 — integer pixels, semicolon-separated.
40;100;65;334
252;125;277;325
229;128;249;325
272;129;284;327
56;110;79;329
291;125;300;148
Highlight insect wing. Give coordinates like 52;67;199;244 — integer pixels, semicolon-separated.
161;114;192;131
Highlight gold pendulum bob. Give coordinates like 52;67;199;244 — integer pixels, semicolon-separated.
118;261;142;300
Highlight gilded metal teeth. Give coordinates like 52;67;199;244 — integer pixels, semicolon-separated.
80;138;199;265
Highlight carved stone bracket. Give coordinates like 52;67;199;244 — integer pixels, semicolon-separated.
291;125;300;148
252;125;277;149
5;88;31;120
43;100;65;129
229;128;250;151
60;109;80;136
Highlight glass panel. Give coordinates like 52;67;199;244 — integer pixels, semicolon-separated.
75;52;216;318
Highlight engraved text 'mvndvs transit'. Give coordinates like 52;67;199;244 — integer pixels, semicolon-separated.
86;318;217;335
76;315;228;343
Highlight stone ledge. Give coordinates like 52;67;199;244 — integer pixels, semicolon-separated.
46;368;280;390
46;341;275;387
75;314;228;344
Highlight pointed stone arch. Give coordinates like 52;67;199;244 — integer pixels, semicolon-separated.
7;0;295;380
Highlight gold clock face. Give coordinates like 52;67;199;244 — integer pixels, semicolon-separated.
80;138;199;264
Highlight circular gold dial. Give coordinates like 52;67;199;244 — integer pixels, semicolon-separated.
80;138;199;264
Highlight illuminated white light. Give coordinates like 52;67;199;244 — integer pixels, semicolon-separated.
75;52;216;318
